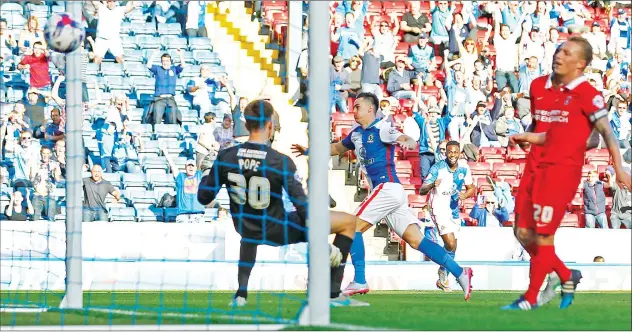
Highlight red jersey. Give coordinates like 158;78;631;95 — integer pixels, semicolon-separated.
539;76;607;167
524;75;558;171
19;53;51;89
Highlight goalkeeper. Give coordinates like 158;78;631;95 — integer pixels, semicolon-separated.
198;99;367;307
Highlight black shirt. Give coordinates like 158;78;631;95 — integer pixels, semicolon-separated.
402;12;430;41
198;142;307;240
5;207;28;221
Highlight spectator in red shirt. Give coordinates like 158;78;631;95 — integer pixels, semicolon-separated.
17;41;51;91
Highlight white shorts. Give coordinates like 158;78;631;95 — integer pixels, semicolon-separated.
354;182;420;238
429;208;461;237
94;37;124;58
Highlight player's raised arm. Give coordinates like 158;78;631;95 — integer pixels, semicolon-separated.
291;140;351;158
592;116;632;191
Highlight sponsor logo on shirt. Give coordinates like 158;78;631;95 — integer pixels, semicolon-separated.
534;109;569;123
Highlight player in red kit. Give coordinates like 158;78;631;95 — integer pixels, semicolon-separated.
504;36;633;310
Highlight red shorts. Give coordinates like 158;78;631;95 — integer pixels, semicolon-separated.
515;167;536;229
528;165;582;235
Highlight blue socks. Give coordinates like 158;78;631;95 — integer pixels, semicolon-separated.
418;238;463;278
438;249;456;276
350;232;366;284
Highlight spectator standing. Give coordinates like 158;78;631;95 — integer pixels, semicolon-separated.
606;166;632;229
17;16;45;53
501;1;523;32
336;12;361;61
371;13;399;68
412;105;452;178
17;41;51;91
185;0;208;37
400;1;431;44
214;113;234;151
4;190;33;221
52;139;66;178
162;144;206;223
196;112;219;169
330;56;351;113
43;108;65;149
233;97;250;143
541;28;560;75
82;164;123;222
346;55;362;98
0;18;17;60
583;170;607;228
29;147;61;221
493;8;527;93
92;0;137;71
9;131;38;187
386;56;418;100
610;99;632;148
465;101;500;148
429;0;453;53
608;8;631;56
518;56;542;95
408;33;435;83
360;44;383;98
111;132;142;173
187;65;234;120
146;49;185;125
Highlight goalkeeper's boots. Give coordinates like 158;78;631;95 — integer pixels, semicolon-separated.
342;282;370;296
330;294;370;307
456;267;473;300
560;269;583;309
228;296;247;307
501;296;537;311
329;243;343;267
537;272;561;306
436;268;451;292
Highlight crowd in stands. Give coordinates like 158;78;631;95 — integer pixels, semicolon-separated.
0;0;240;223
295;0;632;229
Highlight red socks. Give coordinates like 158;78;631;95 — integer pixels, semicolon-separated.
550;251;572;283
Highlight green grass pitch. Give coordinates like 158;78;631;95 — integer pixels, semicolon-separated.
1;291;631;330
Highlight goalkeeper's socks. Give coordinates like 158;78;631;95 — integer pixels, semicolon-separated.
236;242;258;300
350;232;367;284
330;234;353;298
418;237;463;278
442;249;456;276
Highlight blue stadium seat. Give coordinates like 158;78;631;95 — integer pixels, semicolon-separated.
126;107;145;122
86;63;100;76
158;23;183;36
101;62;125;77
128;190;157;209
131;77;155;90
188;37;213;51
126;62;150;77
122;173;148;189
51;5;65;13
142;157;169;173
154;124;182;139
109;207;136;222
150;173;176;190
204;208;219;220
136;207;164;222
120;22;133;35
164;208;179;222
168;49;195;65
180;109;199;125
163;36;188;50
104;76;132;92
182;124;200;138
193;51;221;65
137;35;162;49
102;172;123;189
0;3;23;13
181;65;201;78
126;8;147;23
135;22;157;36
121;35;137;49
139;139;160;154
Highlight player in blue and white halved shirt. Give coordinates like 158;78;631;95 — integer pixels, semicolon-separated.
293;93;473;300
419;141;476;292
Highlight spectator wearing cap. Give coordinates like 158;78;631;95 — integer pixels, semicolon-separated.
214;113;234;151
493;6;527;93
469;191;509;227
161;144;206;223
400;1;431;44
608;8;631;55
465;101;501;148
501;1;523;32
336;12;361;61
330;56;351;113
145;48;185;125
386;55;418;100
584;22;608;62
412;104;452;178
408;33;435;84
82;164;123;222
429;1;453;52
360;43;384;98
518;56;542;96
583;170;607;228
371;13;399;68
520;24;545;64
605;166;632;229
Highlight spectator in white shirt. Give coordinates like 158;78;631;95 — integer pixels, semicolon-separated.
185;0;208;37
541;27;560;75
608;8;632;58
520;25;545;64
494;7;527;93
584;22;608;61
610;100;632;148
92;0;138;71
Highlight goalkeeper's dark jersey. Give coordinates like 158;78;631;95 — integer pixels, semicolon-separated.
198;142;307;243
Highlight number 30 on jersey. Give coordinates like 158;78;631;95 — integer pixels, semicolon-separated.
533;204;553;223
228;173;271;209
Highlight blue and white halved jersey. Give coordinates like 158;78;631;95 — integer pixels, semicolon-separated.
342;119;402;188
424;159;473;219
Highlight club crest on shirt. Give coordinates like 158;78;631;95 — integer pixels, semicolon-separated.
592;95;605;109
367;134;374;143
169;69;174;76
564;96;572;105
458;173;465;180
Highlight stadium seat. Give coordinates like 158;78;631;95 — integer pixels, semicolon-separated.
122;173;148;189
506;145;527;162
128;190;157;209
150;174;176;190
136;207;164;222
493;162;519;179
164;208;179;222
154;124;182;139
585;148;610;164
480;147;505;162
102;173;123;189
408;194;428;207
560;213;579;228
188;37;213;51
468;162;492;176
109;207;136;222
157;23;183;36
